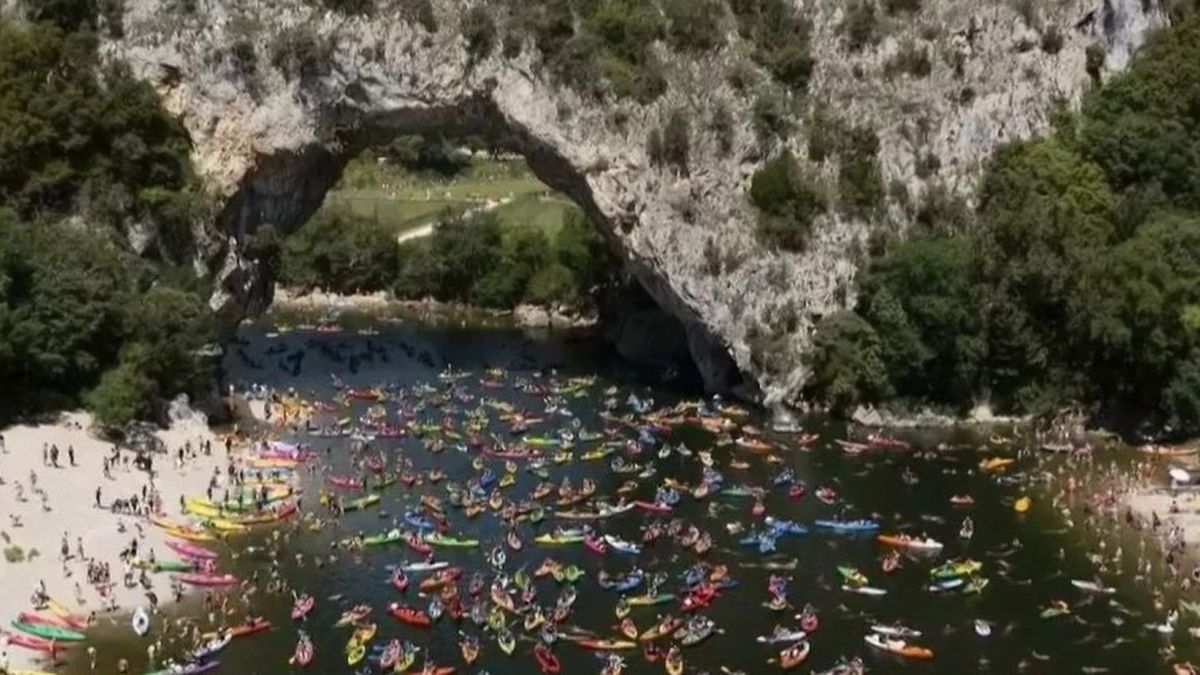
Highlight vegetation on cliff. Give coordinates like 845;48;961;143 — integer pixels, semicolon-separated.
0;8;215;427
806;15;1200;436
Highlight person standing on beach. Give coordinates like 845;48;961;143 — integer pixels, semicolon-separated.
68;445;75;466
41;443;47;466
95;486;102;508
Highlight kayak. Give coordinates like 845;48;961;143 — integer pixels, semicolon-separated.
145;661;220;675
10;621;86;642
814;519;880;532
427;533;480;547
534;643;561;673
230;617;271;637
389;603;432;627
877;534;943;551
535;533;585;545
779;640;811;669
842;585;887;596
344;494;381;511
191;631;232;660
2;630;65;655
930;559;982;579
1071;579;1116;595
864;633;934;659
151;559;196;573
175;573;238;587
165;540;217;560
627;593;675;606
363;529;403;546
576;638;637;650
1014;496;1031;513
291;595;315;620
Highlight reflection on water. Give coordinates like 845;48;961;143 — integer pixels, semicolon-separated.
69;319;1182;674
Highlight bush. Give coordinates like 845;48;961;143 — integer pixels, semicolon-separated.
750;151;826;251
461;6;497;62
1085;43;1106;82
752;91;791;145
806;312;892;413
841;1;881;52
270;25;332;81
836;127;884;216
280;210;398;293
525;262;578;305
662;110;691;175
662;0;725;52
1040;25;1064;54
401;0;438;32
885;41;932;78
322;0;372;14
3;545;25;563
87;360;156;429
883;0;922;13
646;129;665;166
709;104;734;156
730;0;816;92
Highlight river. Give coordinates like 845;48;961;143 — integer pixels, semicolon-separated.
67;317;1187;674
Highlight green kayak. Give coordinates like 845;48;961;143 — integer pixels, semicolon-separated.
363;529;402;546
344;494;381;512
153;559;195;572
12;621;86;641
427;533;479;547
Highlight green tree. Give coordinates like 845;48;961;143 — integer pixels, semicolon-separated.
806;312;891;413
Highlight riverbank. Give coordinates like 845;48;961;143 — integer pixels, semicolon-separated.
270;285;596;330
0;411;229;671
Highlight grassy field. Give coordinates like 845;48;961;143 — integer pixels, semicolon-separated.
319;156;570;237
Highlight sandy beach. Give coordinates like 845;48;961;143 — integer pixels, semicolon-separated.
0;410;228;672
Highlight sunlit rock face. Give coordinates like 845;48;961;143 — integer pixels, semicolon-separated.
106;0;1166;403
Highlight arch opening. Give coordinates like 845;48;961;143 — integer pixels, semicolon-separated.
216;101;743;394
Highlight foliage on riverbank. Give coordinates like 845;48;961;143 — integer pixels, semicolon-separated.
808;15;1200;436
280;205;610;311
0;8;216;428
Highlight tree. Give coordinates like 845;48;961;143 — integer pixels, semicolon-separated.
87;359;155;429
806;312;891;413
461;6;497;62
750;151;825;251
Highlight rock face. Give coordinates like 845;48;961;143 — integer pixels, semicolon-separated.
104;0;1167;404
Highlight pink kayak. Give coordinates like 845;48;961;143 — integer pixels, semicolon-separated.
166;540;218;560
3;630;64;655
327;476;363;490
174;573;238;587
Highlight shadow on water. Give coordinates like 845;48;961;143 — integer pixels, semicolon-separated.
67;319;1182;674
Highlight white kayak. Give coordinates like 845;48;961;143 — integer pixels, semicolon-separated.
399;561;450;573
756;628;808;644
870;624;921;638
1071;580;1116;595
974;620;991;637
842;585;887;596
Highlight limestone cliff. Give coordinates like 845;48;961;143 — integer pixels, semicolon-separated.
103;0;1167;404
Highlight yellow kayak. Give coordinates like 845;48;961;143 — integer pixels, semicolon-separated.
206;518;249;532
1014;496;1032;513
979;457;1015;472
164;527;216;542
346;643;365;666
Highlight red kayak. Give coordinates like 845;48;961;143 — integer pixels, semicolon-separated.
388;602;431;628
406;531;432;555
534;643;561;673
230;617;271;637
18;612;75;630
584;535;607;555
291;636;313;667
391;569;409;593
635;500;673;514
291;595;314;620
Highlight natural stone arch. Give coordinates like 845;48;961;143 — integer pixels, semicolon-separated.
104;0;1168;405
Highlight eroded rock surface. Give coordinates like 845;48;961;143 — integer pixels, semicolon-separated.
104;0;1166;403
